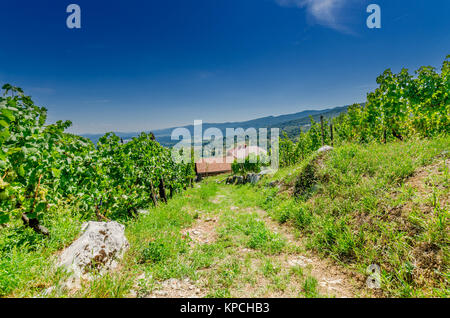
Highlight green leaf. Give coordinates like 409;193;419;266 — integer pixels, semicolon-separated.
35;202;46;213
17;166;25;177
0;119;9;129
1;108;15;122
7;147;22;155
0;211;10;224
51;168;61;178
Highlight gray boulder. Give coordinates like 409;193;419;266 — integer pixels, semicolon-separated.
259;167;274;176
58;221;129;279
226;176;237;184
246;173;261;185
235;176;245;185
317;145;334;153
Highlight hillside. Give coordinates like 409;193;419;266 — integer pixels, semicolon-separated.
81;105;349;146
274;105;352;140
2;137;448;297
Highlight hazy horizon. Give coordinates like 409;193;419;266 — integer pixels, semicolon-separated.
79;103;352;136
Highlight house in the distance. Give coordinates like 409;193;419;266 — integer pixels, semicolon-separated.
195;145;267;177
195;156;233;177
226;144;267;161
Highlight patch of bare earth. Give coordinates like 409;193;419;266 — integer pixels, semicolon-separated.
188;202;364;297
146;278;206;298
181;216;219;246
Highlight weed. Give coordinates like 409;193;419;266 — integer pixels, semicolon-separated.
303;276;319;298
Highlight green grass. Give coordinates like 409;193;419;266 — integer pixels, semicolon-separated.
0;180;222;297
303;276;319;298
0;206;82;297
217;211;286;255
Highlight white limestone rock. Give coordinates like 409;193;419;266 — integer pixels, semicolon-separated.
317;145;334;153
58;221;129;279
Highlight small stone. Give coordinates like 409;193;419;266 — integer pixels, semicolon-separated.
154;290;168;296
288;256;313;267
327;279;342;285
317;145;334;153
41;286;55;297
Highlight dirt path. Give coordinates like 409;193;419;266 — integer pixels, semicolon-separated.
144;189;367;298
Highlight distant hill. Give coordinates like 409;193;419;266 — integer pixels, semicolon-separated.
81;105;351;146
274;105;351;140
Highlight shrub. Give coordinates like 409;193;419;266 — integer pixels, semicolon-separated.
232;155;265;176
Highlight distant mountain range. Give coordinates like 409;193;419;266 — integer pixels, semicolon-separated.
274;105;353;139
81;105;351;147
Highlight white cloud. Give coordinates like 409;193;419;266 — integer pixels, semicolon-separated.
276;0;353;33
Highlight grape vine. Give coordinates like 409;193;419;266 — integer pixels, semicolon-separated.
279;55;449;167
0;85;195;234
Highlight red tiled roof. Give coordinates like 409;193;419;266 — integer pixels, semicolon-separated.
195;157;233;174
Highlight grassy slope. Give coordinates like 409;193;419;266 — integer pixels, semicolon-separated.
0;206;82;297
0;136;448;298
263;136;449;297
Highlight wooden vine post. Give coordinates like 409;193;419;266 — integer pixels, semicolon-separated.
159;177;168;203
330;122;334;146
320;115;325;146
169;184;174;199
149;181;158;206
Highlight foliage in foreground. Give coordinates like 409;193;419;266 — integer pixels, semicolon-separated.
231;155;266;176
0;84;195;233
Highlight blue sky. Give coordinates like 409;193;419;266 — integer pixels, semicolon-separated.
0;0;449;134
